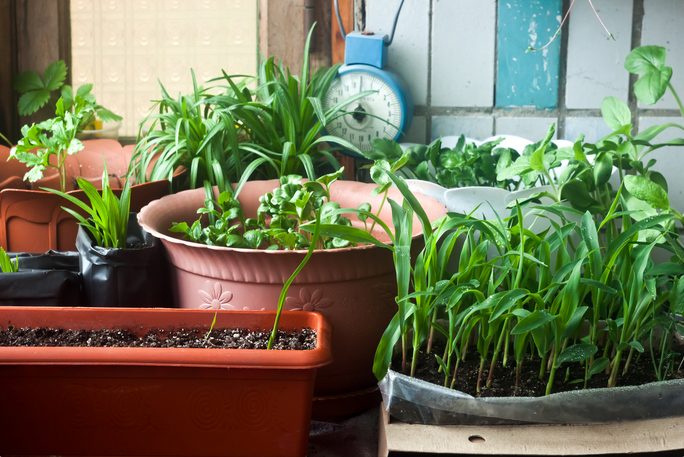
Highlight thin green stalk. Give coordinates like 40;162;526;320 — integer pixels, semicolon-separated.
369;190;389;234
410;344;419;377
502;320;511;368
487;319;508;388
267;212;321;349
545;349;560;395
476;356;486;393
668;83;684;119
539;352;548;379
450;357;461;389
607;350;623;387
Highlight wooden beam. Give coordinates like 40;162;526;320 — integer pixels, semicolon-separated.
0;0;18;143
331;0;355;180
331;0;352;65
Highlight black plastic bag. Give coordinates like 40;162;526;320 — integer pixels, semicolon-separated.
76;212;173;308
0;251;82;306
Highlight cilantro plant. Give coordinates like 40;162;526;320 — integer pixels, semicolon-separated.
9;84;122;193
170;169;356;251
366;136;523;190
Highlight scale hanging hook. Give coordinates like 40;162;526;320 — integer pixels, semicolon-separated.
334;0;405;46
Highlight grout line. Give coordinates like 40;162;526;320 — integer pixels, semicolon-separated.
492;0;499;137
628;0;644;132
425;0;434;144
556;0;572;140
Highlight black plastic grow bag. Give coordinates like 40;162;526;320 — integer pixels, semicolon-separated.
0;251;81;306
76;213;172;308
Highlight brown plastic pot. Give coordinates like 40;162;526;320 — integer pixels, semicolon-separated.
137;179;447;415
0;307;332;456
0;139;178;252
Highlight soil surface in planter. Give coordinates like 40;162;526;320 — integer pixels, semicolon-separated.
0;326;317;350
399;341;684;397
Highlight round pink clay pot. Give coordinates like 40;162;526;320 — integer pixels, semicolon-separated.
138;180;447;406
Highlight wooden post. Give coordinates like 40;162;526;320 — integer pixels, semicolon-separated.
331;0;355;180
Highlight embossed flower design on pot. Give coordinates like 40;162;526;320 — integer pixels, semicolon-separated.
199;281;235;310
286;288;333;312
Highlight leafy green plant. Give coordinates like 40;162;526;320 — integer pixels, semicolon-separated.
313;160;684;395
44;161;131;249
0;248;19;273
170;169;356;251
131;24;371;190
367;136;523;190
625;45;684;114
13;60;121;124
9;84;122;192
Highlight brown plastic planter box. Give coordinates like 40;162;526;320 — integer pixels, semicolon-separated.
0;307;333;457
378;403;684;456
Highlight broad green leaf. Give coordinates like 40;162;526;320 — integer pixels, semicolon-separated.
601;97;631;131
554;344;597;368
628;341;645;353
370;138;404;161
588;357;610;377
624;46;666;74
624;174;670;210
18;90;51;116
42;60;68;91
593;152;613;187
634;67;673;105
511;310;557;335
13;70;44;92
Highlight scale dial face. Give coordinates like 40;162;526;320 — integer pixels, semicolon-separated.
323;71;403;153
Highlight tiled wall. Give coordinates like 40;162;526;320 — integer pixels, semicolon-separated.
71;0;258;137
365;0;684;209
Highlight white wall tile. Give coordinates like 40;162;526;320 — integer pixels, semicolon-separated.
638;117;684;211
431;0;495;107
431;116;493;141
495;117;557;141
565;0;633;109
403;115;426;144
640;0;684;110
564;117;613;143
366;0;429;106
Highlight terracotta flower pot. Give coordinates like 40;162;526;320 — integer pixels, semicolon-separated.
0;140;176;252
0;307;332;457
137;179;447;415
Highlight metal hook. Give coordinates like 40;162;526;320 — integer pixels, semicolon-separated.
334;0;405;46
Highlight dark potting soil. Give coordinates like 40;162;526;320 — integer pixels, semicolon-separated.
397;342;684;398
0;325;317;350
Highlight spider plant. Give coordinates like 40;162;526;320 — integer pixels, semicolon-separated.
44;160;131;249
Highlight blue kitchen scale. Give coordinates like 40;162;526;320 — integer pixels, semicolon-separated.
323;0;414;158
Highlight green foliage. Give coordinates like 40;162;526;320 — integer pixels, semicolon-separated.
44;161;131;249
13;60;122;125
366;135;520;190
324;158;684;394
130;24;367;190
9;82;122;192
170;169;355;251
0;248;19;273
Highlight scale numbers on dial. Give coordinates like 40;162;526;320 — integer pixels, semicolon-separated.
323;72;402;153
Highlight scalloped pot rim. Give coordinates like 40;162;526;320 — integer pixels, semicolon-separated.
137;188;439;256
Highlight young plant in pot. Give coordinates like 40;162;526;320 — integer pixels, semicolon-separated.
0;247;81;306
137;159;447;416
45;163;170;308
0;222;333;456
337;165;684;429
